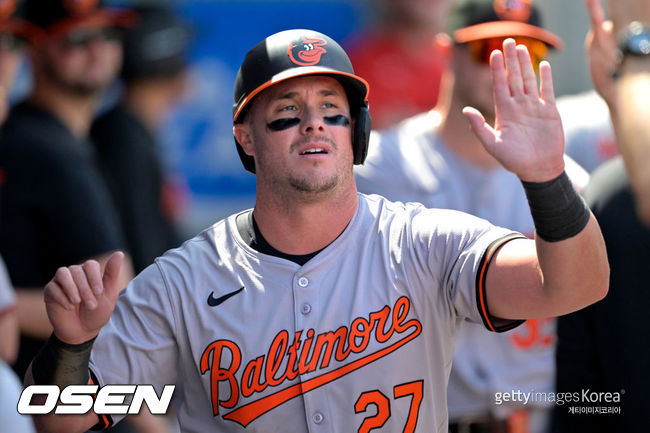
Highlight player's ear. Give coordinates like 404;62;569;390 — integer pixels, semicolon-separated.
233;123;255;157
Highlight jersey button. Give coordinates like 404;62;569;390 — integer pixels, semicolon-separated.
298;277;309;287
312;412;324;424
301;303;312;315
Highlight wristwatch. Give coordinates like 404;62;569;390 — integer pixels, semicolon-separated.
619;21;650;57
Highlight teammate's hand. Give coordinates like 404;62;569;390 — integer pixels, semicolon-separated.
585;0;618;110
462;38;565;182
43;251;124;345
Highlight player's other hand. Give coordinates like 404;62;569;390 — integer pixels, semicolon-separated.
43;251;124;345
463;38;565;183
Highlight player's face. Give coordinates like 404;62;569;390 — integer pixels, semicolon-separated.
238;76;355;199
38;26;122;96
452;43;496;121
453;37;548;122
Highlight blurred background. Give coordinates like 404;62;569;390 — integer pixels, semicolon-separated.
10;0;597;239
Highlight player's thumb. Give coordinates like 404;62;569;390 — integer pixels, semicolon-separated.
102;251;124;299
462;106;496;147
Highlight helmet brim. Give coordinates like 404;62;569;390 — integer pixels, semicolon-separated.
232;67;369;123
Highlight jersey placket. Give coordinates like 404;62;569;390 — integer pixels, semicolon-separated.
292;269;331;432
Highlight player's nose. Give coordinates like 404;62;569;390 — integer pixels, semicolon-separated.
300;106;326;134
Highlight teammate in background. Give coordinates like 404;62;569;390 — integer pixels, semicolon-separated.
557;89;616;173
91;5;190;274
0;0;134;381
344;0;453;129
555;0;650;429
0;256;35;433
24;28;607;433
355;1;586;432
0;4;43;432
0;0;40;366
0;1;176;432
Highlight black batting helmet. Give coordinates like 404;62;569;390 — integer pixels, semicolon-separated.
232;29;371;174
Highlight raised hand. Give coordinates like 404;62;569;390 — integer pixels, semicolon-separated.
43;251;124;344
585;0;619;109
462;38;565;182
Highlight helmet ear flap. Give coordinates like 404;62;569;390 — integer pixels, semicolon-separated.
353;102;371;165
235;138;256;173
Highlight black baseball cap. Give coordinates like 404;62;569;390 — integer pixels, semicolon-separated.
22;0;134;39
448;0;563;49
121;6;191;82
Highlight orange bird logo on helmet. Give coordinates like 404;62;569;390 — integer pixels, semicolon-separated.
287;36;328;66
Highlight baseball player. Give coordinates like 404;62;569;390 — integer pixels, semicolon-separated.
354;1;588;431
24;29;608;433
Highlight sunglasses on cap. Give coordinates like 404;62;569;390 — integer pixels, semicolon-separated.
465;36;548;72
0;33;27;52
61;27;123;49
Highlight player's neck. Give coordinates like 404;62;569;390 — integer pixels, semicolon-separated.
440;97;500;171
252;182;359;256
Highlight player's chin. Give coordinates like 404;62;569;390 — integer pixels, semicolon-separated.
289;171;341;195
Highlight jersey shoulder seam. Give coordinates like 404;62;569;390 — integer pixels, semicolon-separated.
153;259;181;340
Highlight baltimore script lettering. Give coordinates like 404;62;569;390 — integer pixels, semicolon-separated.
199;296;422;427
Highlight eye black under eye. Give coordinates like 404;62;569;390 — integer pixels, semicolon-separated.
324;115;350;126
267;118;300;131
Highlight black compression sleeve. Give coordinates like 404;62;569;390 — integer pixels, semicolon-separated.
521;171;591;242
31;333;96;387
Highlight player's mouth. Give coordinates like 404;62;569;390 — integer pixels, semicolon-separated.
297;143;332;157
300;147;328;155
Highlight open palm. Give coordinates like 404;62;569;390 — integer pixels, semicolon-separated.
463;39;566;182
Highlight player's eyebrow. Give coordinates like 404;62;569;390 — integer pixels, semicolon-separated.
273;87;343;101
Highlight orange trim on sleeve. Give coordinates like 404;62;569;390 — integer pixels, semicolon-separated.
88;369;112;430
475;233;527;333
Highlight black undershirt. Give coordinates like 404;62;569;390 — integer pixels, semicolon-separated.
236;210;324;266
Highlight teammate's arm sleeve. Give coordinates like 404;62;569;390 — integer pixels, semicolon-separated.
88;262;179;429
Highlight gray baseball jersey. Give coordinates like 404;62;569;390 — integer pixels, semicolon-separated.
354;112;589;423
89;193;519;433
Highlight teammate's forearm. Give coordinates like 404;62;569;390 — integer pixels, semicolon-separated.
534;214;609;316
486;172;609;319
16;289;53;339
521;171;609;312
0;308;19;363
613;57;650;225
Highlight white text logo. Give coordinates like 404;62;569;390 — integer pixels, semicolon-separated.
17;385;175;415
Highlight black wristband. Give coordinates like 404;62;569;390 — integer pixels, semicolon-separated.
521;171;591;242
31;333;96;387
